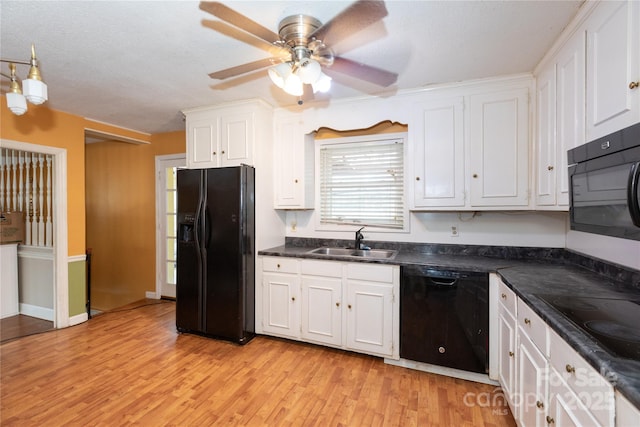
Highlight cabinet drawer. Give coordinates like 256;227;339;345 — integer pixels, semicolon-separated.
498;280;516;316
262;257;298;274
347;263;395;283
517;299;548;356
549;328;614;426
300;259;342;277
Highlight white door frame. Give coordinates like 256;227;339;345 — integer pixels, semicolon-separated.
1;139;69;328
153;154;185;299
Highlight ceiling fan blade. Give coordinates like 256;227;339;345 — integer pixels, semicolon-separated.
208;58;275;80
327;56;397;87
202;20;290;58
309;0;388;46
199;1;279;44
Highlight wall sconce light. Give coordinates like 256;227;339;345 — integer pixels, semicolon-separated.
1;44;48;116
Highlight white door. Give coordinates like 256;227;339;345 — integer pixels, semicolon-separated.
156;155;185;299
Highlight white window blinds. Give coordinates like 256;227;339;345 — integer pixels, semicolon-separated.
319;138;404;229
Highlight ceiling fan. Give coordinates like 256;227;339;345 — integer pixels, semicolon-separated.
199;0;398;102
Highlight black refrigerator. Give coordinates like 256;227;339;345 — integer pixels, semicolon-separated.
176;165;255;344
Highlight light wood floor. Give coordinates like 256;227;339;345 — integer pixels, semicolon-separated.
1;300;516;426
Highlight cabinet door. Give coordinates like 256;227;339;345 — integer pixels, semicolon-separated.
274;117;314;209
186;115;219;168
517;331;548;427
220;112;253;167
262;273;300;339
535;63;557;207
469;87;530;207
548;368;602;427
498;305;517;410
345;281;394;357
586;0;640;140
555;31;586;206
411;97;465;208
301;276;342;346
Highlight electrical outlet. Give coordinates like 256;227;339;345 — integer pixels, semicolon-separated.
450;225;459;237
290;220;297;232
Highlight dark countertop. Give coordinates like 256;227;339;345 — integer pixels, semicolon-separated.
259;241;640;408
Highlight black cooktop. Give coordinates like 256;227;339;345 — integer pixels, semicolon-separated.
537;294;640;361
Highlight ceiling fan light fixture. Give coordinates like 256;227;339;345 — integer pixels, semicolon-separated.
297;58;321;84
268;62;292;89
312;72;332;93
283;73;303;96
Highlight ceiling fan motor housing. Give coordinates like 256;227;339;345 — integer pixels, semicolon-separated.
278;15;334;67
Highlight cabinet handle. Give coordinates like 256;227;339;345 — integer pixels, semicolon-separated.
213;151;217;155
524;318;531;325
501;293;507;299
415;177;420;181
536;401;544;409
291;296;296;302
546;415;555;424
508;351;514;357
348;304;352;309
294;179;298;183
336;302;340;307
630;81;639;89
473;174;478;178
276;264;280;269
221;150;225;154
547;165;554;171
565;364;575;374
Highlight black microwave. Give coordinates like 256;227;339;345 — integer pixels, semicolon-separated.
568;122;640;241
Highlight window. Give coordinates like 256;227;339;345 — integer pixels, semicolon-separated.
318;134;406;230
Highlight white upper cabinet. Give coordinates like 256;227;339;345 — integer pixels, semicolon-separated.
535;30;586;209
184;100;270;169
409;77;532;211
585;0;640;141
411;96;465;208
273;111;315;209
468;87;531;208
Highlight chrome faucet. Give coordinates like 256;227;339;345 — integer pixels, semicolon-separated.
354;227;365;250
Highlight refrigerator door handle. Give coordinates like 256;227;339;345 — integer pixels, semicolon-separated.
204;205;212;249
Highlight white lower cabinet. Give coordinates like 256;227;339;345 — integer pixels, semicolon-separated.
345;263;396;358
262;258;300;340
260;256;399;359
498;282;517;410
300;260;342;347
496;277;616;426
517;329;549;427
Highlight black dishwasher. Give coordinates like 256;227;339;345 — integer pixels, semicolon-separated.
400;266;489;374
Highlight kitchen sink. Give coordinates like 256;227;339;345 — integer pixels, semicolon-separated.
307;247;397;259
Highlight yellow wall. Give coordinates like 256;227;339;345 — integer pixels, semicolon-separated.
85;131;184;310
1;98;87;256
2;98;186;312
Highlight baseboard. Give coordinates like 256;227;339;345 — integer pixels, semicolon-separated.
384;358;499;386
145;291;159;299
68;312;88;326
19;303;54;321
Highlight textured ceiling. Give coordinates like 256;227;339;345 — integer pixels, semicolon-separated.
1;1;583;135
